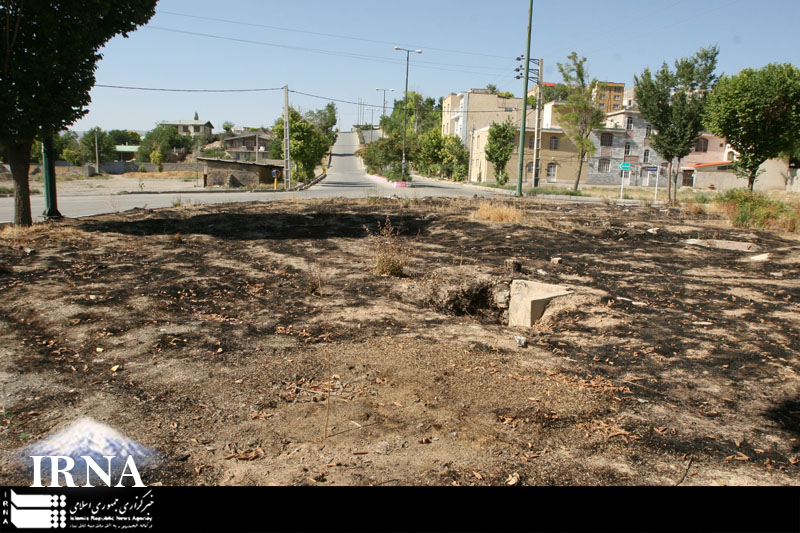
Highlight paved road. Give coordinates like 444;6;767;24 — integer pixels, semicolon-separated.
0;131;498;223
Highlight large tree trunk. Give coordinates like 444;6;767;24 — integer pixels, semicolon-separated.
674;157;682;205
573;149;585;191
748;171;756;192
8;140;33;226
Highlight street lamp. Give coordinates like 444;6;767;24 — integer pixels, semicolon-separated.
395;46;422;178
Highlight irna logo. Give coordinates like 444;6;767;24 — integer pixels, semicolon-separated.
30;455;145;488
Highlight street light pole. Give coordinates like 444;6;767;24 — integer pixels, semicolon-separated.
395;46;422;179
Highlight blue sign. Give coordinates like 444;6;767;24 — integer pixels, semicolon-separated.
642;166;658;172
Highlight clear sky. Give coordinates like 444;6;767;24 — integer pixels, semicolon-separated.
72;0;800;134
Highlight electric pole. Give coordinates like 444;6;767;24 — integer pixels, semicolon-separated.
94;131;100;174
283;85;291;189
515;0;534;198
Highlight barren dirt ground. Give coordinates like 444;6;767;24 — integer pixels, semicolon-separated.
1;197;799;486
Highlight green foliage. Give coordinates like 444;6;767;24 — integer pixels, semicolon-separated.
357;135;407;178
222;121;234;134
0;1;158;225
29;140;42;164
497;91;515;99
440;134;468;180
526;186;589;197
80;127;116;163
272;107;333;182
136;125;191;163
716;189;800;232
485;119;516;185
201;149;226;158
486;84;498;95
55;131;81;156
305;102;338;147
107;129;140;147
417;129;444;176
379;92;441;139
555;52;606;190
635;46;719;202
528;83;571;108
706;63;800;191
61;148;83;166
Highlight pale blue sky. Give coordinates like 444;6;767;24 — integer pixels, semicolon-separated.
73;0;799;133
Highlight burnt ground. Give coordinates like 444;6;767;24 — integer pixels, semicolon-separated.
0;197;798;486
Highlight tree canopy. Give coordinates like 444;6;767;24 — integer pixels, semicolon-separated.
0;0;158;225
635;46;719;202
485;118;516;185
136;125;191;163
273;107;335;182
555;52;605;190
705;62;800;190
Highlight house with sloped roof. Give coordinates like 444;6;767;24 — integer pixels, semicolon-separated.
160;120;214;138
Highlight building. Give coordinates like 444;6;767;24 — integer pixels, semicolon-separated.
593;82;626;113
585;109;669;187
442;89;535;150
222;133;272;161
198;157;285;188
160;120;214;138
468;103;584;186
114;145;139;162
685;159;792;191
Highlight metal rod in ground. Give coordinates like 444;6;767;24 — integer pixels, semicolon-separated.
42;136;62;220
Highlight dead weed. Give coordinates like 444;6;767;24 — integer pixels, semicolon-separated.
471;201;524;223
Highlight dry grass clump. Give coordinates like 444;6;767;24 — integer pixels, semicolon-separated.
683;201;707;218
364;216;411;277
471;201;524;223
717;189;800;233
0;224;85;242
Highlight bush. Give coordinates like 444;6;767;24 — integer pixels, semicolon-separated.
364;216;411;277
527;186;588;197
471;201;524;223
716;189;800;232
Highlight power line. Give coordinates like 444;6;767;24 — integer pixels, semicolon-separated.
94;84;283;93
157;9;516;61
144;26;517;79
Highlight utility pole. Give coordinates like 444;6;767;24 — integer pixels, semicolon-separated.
515;0;534;198
283;85;291;190
94;130;100;174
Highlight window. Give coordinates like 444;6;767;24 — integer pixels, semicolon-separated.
613;104;620;110
660;162;668;177
695;138;708;152
643;149;650;163
549;136;559;150
598;103;606;109
529;135;535;149
526;161;534;174
626;117;634;130
645;126;652;138
624;142;632;155
727;151;736;161
614;95;621;101
598;159;611;172
620;170;630;181
546;163;557;179
614;86;623;92
600;133;613;147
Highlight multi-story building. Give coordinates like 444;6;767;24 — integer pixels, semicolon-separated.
468;103;583;186
442;89;535;150
222;132;273;162
585;109;669;187
592;82;625;113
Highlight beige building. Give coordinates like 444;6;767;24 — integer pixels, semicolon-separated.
442;88;536;150
468;103;585;186
593;82;625;113
160;120;214;138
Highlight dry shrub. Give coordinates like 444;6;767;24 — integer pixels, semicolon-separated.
471;201;524;223
364;216;411;277
683;201;707;217
0;224;85;243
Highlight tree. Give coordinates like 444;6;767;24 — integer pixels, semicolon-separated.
705;63;800;191
555;52;606;191
80;127;116;164
222;121;234;134
486;84;498;95
527;83;570;108
635;46;719;202
417;129;444;176
305;102;338;146
273;107;330;182
136;125;191;163
194;111;199;121
107;129;140;146
379;92;441;138
485;118;516;185
497;91;515;99
0;1;157;225
440;134;468;180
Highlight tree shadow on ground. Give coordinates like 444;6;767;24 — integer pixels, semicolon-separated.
78;212;433;241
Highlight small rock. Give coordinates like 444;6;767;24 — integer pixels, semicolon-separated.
551;257;563;265
536;269;548;276
770;272;784;278
750;253;770;262
647;228;659;235
514;336;527;347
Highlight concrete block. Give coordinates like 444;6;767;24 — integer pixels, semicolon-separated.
684;239;760;252
509;280;571;327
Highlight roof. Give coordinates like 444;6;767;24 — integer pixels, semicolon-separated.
161;120;214;127
115;145;139;153
222;133;273;142
689;161;730;168
542;82;557;87
197;157;285;167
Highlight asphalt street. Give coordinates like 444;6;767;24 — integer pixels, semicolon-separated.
0;131;498;223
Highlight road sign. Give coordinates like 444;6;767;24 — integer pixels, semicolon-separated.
618;162;631;171
642;165;658;172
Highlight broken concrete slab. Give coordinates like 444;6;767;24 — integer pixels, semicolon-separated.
509;280;571;327
684;239;760;252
